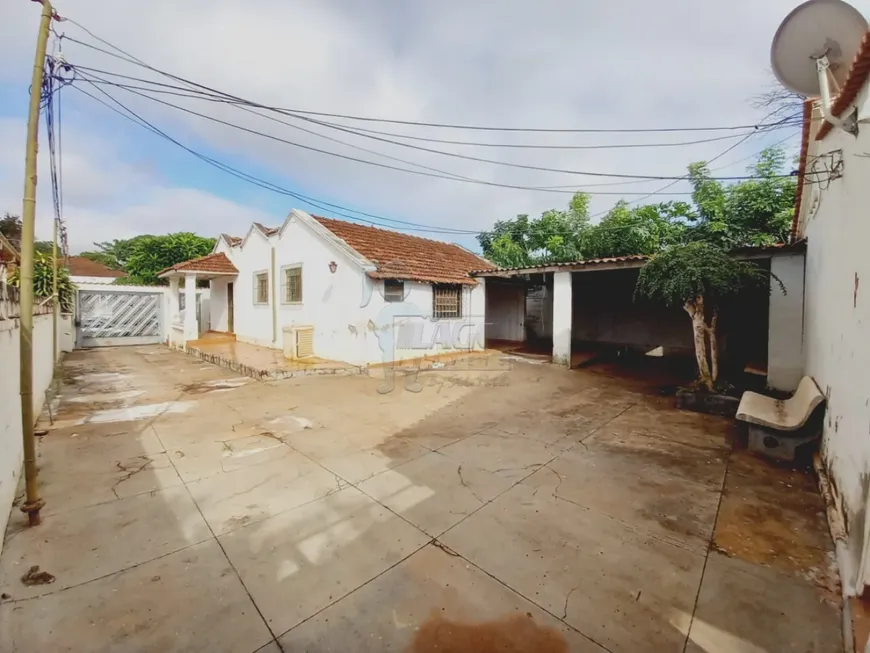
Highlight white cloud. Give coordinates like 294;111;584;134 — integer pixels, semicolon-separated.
0;0;809;251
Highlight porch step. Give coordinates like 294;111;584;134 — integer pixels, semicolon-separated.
183;345;364;380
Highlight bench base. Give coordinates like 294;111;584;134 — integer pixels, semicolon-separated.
747;424;819;462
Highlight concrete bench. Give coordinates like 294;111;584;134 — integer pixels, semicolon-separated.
736;376;825;461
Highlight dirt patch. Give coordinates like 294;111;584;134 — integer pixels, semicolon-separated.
713;450;838;601
406;612;567;653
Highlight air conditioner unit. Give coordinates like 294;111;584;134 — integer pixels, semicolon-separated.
283;325;315;359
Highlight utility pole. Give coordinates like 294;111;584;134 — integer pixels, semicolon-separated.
19;0;55;527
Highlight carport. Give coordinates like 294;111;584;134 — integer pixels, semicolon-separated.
474;243;807;391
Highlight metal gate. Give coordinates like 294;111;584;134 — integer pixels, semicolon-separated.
76;288;164;347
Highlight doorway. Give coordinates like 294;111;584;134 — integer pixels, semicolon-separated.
227;282;234;333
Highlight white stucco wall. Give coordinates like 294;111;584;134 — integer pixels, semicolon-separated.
767;252;805;392
210;212;485;365
1;311;71;554
552;271;572;366
70;275;120;285
798;98;870;587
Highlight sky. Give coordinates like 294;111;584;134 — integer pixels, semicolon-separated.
0;0;810;255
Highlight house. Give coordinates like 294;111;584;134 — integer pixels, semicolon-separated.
158;210;491;366
67;256;126;285
791;31;870;597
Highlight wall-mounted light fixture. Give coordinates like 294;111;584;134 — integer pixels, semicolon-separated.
328;261;337;274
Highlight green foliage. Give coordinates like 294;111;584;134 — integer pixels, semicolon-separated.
79;233;216;285
477;195;590;267
477;147;797;268
9;251;76;312
122;233;217;285
582;201;690;259
78;250;123;270
84;235;152;271
685;148;795;248
634;242;773;309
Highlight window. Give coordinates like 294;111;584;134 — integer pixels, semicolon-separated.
433;284;462;318
282;266;303;304
384;279;404;303
178;292;186;312
253;271;269;305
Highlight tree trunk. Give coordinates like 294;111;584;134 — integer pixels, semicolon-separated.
684;297;713;391
708;309;719;384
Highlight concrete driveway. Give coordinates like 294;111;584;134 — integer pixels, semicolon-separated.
0;346;840;652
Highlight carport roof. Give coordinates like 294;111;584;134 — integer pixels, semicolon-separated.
471;242;806;277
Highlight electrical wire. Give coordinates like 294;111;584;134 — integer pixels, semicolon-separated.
65;59;800;183
59;71;790;152
68;79;814;244
60;26;805;135
71;73;719;196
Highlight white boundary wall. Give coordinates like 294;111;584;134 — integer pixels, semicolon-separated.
0;310;73;552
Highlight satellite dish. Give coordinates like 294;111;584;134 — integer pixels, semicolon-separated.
771;0;868;133
771;0;867;97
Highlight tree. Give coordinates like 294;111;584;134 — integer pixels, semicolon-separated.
685;147;795;249
9;251;76;312
634;242;779;391
477;193;590;267
78;250;123;270
121;233;216;285
79;235;151;271
581;201;690;259
1;212;57;256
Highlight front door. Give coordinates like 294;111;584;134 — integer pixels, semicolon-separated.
227;282;234;333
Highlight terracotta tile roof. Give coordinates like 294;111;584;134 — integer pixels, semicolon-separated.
66;256;125;278
792;100;814;241
313;216;492;285
817;29;870;140
253;222;279;236
158;252;238;276
221;233;242;246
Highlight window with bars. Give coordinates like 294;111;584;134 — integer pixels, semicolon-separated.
282;266;303;304
384;279;404;303
253;271;269;305
432;284;462;318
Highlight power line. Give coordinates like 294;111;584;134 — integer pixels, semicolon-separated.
71;73;722;197
56;70;788;152
66;55;804;183
69;79;812;245
59;27;804;136
69;67;803;191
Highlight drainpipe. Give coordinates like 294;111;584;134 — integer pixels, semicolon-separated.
271;246;277;344
815;455;856;653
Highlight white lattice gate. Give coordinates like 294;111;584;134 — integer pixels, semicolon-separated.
76;288;164;347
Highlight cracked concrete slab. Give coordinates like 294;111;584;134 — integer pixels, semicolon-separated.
280;543;607;652
186;454;341;535
358;450;514;537
438;428;561;482
218;486;430;636
0;540;272;653
1;347;841;653
0;487;210;600
440;481;706;652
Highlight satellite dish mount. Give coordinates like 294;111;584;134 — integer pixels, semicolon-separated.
771;0;868;136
